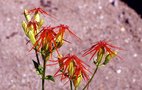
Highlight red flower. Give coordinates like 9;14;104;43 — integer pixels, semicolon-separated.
83;40;123;60
54;24;81;42
27;7;55;19
54;54;90;81
28;7;49;16
32;26;59;54
31;24;81;55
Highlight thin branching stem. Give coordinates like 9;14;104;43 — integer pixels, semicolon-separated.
35;49;40;65
83;65;99;90
70;80;73;90
41;55;47;90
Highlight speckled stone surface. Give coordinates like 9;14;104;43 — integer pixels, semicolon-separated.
0;0;142;90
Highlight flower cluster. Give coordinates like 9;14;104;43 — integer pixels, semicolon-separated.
22;8;45;45
22;7;88;89
22;7;123;90
22;8;79;56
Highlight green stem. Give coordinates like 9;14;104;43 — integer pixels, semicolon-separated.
42;55;47;90
83;65;99;90
35;50;40;65
70;80;73;90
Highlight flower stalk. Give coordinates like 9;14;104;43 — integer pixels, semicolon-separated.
70;80;73;90
41;55;47;90
83;65;99;90
35;50;40;65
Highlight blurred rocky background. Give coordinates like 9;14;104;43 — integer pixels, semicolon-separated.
0;0;142;90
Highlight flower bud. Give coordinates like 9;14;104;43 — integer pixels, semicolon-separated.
22;21;36;45
28;30;36;45
24;9;31;22
56;33;64;48
96;47;105;65
103;51;117;65
22;21;27;34
73;74;82;88
38;19;44;29
34;13;40;22
68;61;75;76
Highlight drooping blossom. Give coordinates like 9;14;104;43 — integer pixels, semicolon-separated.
32;26;58;53
83;40;123;61
27;7;50;16
53;54;90;87
54;24;81;42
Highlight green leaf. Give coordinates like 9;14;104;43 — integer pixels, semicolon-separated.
44;75;55;82
37;65;43;75
32;60;43;75
32;60;39;70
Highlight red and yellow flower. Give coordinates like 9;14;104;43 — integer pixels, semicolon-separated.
83;40;123;65
54;54;90;88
